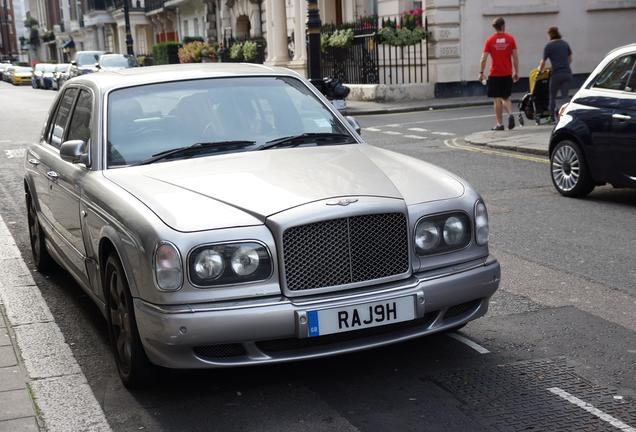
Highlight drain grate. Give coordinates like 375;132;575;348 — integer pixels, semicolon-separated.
428;357;636;432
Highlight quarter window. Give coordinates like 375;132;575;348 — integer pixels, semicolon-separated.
48;88;78;148
67;90;92;143
592;54;636;91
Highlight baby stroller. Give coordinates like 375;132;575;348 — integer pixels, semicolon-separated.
518;68;551;125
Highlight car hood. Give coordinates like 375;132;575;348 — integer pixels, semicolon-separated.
103;144;465;232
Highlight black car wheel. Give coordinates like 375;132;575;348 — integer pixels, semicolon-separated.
31;79;37;89
27;193;56;272
104;254;155;388
550;140;595;197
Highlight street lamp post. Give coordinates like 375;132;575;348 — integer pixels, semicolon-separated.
306;0;322;91
123;0;134;55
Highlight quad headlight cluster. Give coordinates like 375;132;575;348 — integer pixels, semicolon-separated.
414;201;489;256
188;242;272;287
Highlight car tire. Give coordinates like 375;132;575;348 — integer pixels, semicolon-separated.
26;193;56;272
104;254;156;389
550;140;595;198
31;80;37;89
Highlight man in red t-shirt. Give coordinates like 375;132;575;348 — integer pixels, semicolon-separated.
479;17;519;130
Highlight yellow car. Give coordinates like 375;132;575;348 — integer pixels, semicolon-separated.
11;66;33;85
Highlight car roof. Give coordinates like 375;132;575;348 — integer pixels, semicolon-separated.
607;43;636;57
70;63;300;92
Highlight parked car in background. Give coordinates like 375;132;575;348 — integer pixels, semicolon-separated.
69;51;105;78
51;64;71;90
96;54;138;71
0;63;11;79
2;65;15;82
40;64;59;89
549;43;636;197
32;63;50;88
24;64;500;388
12;66;33;85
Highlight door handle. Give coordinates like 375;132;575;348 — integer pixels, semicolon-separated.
27;158;40;165
46;171;59;179
612;113;631;121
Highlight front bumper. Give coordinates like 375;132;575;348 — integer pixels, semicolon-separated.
13;77;31;85
135;256;501;369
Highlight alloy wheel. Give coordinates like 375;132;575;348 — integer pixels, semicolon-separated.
27;199;41;261
108;264;133;375
551;144;580;192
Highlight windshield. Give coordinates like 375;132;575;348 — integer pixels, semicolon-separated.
100;55;137;68
56;64;69;72
15;67;32;73
107;76;352;167
43;64;56;73
76;52;102;66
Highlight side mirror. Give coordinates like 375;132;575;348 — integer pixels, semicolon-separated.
346;116;361;135
95;62;101;69
60;140;88;164
70;60;77;66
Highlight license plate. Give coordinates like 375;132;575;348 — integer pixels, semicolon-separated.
306;296;415;337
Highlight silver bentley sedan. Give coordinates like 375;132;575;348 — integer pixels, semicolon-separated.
24;64;500;388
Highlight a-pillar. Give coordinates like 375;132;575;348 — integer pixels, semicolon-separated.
96;24;106;51
264;0;289;66
287;0;308;76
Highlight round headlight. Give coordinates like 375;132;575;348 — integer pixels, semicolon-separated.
475;201;489;246
231;246;260;276
193;249;224;280
415;220;441;253
443;216;467;246
154;242;183;291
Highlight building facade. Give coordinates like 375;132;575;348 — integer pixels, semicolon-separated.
1;0;19;59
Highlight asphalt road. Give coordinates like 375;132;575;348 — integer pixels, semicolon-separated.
0;83;635;432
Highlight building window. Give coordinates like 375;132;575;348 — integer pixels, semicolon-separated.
183;19;189;37
193;18;199;36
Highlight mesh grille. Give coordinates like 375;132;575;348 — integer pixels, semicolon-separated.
193;344;246;359
282;213;409;292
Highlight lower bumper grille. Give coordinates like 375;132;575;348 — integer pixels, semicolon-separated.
282;212;410;292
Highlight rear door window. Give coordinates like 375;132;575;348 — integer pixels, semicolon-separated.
67;90;92;143
47;88;78;148
592;54;636;91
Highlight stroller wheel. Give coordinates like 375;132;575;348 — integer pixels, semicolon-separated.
536;118;541;125
518;114;524;126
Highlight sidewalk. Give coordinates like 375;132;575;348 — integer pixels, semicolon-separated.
344;92;524;116
0;306;40;431
464;124;553;156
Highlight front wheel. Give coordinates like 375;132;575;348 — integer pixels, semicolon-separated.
104;254;155;388
550;140;594;197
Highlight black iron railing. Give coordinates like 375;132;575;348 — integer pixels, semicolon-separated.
320;14;428;85
145;0;164;12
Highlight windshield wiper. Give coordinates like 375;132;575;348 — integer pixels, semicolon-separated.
134;140;256;165
259;132;354;150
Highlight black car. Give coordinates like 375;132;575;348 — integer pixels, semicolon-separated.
549;43;636;197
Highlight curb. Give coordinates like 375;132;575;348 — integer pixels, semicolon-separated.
0;215;112;432
344;97;522;116
464;135;549;157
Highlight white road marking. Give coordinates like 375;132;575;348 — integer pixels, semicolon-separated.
372;113;494;128
547;387;636;432
404;135;427;140
5;148;26;159
383;131;402;135
432;131;455;136
447;332;490;354
0;139;11;143
0;214;112;431
384;123;401;127
364;127;382;132
408;127;428;132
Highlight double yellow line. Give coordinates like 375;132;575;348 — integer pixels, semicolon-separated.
444;138;549;165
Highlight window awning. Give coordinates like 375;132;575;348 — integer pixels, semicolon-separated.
62;39;75;49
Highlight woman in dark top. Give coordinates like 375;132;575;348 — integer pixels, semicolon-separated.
538;26;572;121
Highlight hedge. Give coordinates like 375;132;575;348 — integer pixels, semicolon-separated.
152;42;181;65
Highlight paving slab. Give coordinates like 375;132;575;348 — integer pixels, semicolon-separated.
0;417;39;432
0;329;9;346
0;389;34;422
0;345;17;368
0;366;26;392
464;125;552;156
0;285;54;326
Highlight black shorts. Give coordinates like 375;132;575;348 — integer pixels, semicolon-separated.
487;75;513;98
